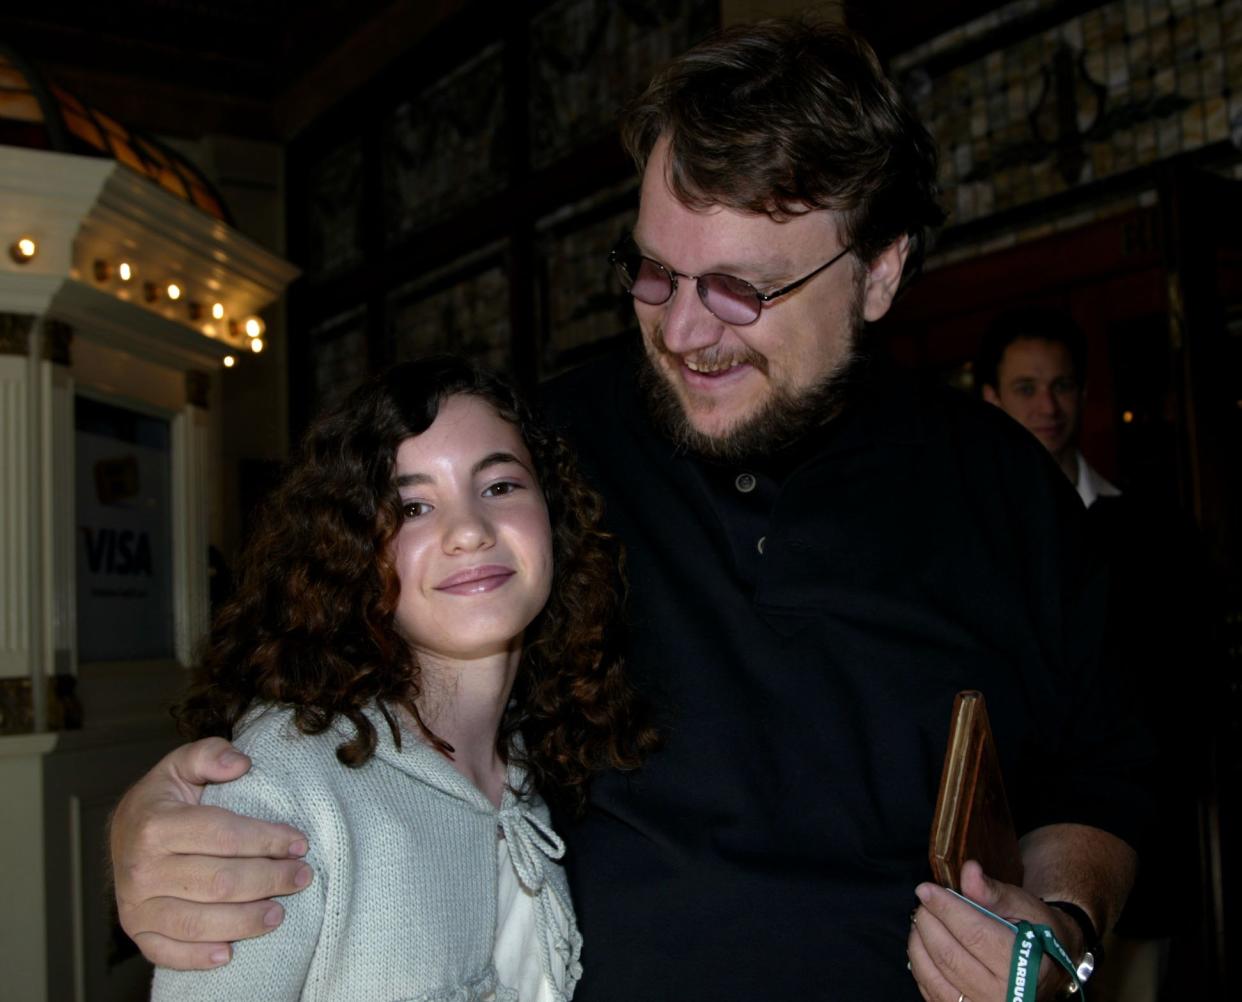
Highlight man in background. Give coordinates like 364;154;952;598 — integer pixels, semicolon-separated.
976;306;1119;506
979;305;1216;1001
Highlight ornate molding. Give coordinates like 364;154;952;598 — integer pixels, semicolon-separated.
0;312;35;356
0;679;32;734
0;675;82;735
42;319;73;366
1;146;298;354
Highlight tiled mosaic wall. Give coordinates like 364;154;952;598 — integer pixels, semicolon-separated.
893;0;1242;233
293;0;719;404
530;0;717;169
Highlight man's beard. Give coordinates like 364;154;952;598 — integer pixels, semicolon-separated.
638;313;871;463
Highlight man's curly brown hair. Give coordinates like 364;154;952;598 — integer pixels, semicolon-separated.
177;356;657;813
621;17;945;281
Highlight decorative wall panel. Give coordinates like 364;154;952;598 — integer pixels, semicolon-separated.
894;0;1242;233
309;306;370;415
529;0;716;168
304;138;365;280
535;186;637;374
383;43;507;244
388;256;512;375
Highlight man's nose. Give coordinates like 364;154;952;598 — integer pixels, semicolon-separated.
655;277;724;355
1036;386;1062;415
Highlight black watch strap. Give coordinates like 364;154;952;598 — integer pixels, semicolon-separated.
1043;899;1100;955
1044;899;1101;995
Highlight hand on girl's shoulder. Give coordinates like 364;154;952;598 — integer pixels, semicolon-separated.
199;705;336;829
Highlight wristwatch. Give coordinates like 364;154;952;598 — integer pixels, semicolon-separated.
1044;900;1099;995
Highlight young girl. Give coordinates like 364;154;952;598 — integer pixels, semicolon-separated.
152;357;655;1001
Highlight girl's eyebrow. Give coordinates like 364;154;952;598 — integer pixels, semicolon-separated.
394;451;529;487
474;451;529;475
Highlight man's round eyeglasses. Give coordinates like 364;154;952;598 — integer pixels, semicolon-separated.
609;233;853;327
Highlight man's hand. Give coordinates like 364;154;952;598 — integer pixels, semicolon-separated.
907;861;1080;1002
110;738;312;970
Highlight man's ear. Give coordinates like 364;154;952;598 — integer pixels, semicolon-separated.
861;235;910;322
981;384;1001;406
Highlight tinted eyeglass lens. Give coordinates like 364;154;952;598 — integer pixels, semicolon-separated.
631;258;675;306
700;274;762;325
614;252;674;306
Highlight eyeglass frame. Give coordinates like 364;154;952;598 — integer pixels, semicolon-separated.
608;232;854;326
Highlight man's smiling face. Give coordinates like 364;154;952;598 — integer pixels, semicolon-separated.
630;136;908;459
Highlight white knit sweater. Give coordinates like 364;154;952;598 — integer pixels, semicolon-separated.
151;705;582;1001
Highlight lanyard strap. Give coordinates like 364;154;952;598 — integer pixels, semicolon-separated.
945;889;1085;1000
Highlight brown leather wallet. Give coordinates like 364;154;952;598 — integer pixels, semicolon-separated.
928;690;1024;890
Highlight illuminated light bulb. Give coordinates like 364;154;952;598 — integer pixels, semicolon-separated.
223;355;236;368
118;261;133;281
211;302;224;320
9;236;37;263
243;316;264;339
1122;410;1134;424
167;283;182;300
249;337;264;354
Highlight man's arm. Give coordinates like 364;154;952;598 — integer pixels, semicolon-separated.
110;737;313;969
907;823;1136;1002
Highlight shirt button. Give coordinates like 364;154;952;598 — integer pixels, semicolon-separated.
757;536;766;555
735;472;757;493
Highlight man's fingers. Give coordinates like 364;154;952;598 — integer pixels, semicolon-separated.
111;738;303;897
908;921;964;1002
124;853;312;906
909;900;997;1000
129;930;233;971
142;803;307;859
916;882;1012;980
128;895;287;948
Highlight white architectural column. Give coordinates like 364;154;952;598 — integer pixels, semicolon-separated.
0;315;33;694
31;320;78;734
0;315;78;732
44;324;77;679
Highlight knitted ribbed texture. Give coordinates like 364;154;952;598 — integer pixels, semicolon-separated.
151;705;581;1002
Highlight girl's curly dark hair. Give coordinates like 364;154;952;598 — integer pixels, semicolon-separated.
177;356;657;813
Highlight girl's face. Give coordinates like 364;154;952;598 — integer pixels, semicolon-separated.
390;394;554;665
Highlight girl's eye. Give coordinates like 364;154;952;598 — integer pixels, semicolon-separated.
402;500;432;519
482;480;522;498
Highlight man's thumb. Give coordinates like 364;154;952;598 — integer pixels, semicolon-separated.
167;736;252;793
958;858;1006;909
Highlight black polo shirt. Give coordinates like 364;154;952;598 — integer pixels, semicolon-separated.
542;345;1151;1001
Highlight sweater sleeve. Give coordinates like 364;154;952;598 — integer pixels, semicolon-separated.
150;764;327;1002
